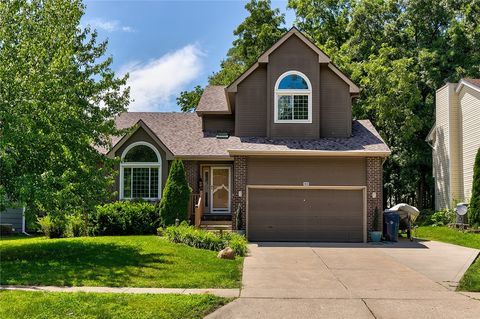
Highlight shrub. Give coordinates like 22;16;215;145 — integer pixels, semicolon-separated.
0;224;13;236
165;223;247;256
417;209;435;226
158;160;191;226
91;201;159;235
37;215;69;238
429;208;455;226
66;213;86;237
469;148;480;225
157;227;164;236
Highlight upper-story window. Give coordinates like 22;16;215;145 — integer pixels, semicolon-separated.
274;71;312;123
120;142;161;200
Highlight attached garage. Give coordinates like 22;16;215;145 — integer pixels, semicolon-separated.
247;187;366;242
245;157;368;243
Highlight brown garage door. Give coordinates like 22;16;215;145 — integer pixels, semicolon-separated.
247;188;364;242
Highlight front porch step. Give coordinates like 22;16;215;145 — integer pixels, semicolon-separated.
201;214;232;221
200;220;232;226
199;222;233;232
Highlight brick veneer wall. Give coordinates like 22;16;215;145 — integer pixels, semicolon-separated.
183;160;199;194
366;157;384;233
232;156;247;230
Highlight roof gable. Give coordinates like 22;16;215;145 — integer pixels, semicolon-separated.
456;78;480;94
258;27;331;64
107;119;174;160
227;27;360;95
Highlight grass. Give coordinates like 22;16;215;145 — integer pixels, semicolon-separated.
0;235;243;288
0;291;230;319
416;226;480;291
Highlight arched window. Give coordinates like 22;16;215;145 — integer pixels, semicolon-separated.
120;142;161;200
274;71;312;123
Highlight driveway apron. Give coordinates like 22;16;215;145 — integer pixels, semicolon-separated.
206;240;480;319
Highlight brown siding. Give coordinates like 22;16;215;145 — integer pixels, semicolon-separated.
247;157;366;186
202;114;235;133
320;65;352;137
114;127;169;200
235;66;267;136
268;34;320;138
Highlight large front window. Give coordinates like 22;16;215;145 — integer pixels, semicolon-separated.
274;71;312;123
120;142;161;200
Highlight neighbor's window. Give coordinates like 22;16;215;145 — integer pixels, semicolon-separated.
120;142;161;200
274;71;312;123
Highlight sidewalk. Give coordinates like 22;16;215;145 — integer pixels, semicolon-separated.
0;285;240;298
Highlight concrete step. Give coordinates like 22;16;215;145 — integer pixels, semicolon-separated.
201;220;232;226
199;223;233;232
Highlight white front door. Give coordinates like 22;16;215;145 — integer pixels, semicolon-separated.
210;167;231;213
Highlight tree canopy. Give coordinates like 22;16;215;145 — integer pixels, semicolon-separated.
0;0;130;216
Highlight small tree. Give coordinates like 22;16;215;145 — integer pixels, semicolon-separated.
469;148;480;226
159;160;192;226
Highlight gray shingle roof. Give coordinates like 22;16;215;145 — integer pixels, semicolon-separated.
102;112;390;157
196;86;229;113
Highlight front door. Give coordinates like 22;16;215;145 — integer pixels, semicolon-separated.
210;167;231;213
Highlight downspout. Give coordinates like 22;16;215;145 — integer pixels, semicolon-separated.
21;207;31;236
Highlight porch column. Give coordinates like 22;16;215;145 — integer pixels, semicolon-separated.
366;157;383;233
233;156;247;230
183;160;199;194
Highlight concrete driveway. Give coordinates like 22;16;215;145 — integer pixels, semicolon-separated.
206;240;480;319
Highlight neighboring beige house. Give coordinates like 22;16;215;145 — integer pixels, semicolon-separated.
427;79;480;210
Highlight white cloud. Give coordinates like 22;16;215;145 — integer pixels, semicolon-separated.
87;18;134;33
121;44;204;112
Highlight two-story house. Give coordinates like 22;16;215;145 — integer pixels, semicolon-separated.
427;79;480;210
100;28;391;242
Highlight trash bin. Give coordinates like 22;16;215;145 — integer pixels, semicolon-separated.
383;211;400;242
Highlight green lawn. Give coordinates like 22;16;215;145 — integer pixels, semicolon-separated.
0;291;230;319
416;226;480;291
0;235;243;288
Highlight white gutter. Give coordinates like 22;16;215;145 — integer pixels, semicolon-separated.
227;149;391;157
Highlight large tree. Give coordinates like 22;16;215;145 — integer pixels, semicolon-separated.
0;0;129;218
289;0;480;209
177;0;286;112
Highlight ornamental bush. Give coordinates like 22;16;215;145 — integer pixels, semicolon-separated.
165;223;247;257
469;148;480;226
38;213;86;238
91;201;159;235
158;160;191;226
429;208;455;226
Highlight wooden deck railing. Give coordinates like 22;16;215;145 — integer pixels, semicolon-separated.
190;192;203;227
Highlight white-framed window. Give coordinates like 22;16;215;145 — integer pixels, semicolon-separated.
274;70;312;123
119;141;161;200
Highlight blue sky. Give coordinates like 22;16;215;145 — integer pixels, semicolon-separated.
82;0;295;112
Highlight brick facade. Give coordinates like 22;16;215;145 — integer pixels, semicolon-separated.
366;157;384;233
183;160;199;194
232;156;247;230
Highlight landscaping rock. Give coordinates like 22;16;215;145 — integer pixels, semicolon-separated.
217;247;235;259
